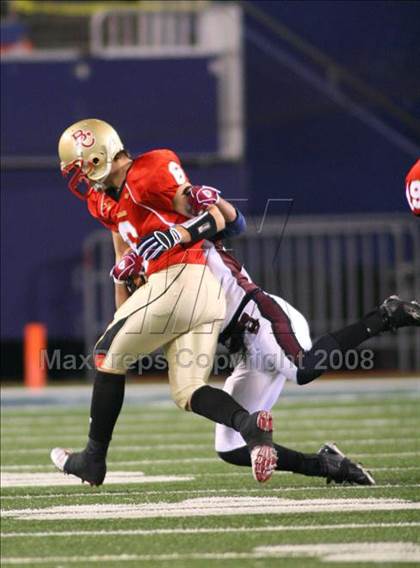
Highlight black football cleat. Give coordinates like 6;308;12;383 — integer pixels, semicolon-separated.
240;410;277;483
379;295;420;332
318;442;375;486
50;447;106;486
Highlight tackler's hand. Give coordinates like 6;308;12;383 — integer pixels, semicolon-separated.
187;185;220;215
137;227;182;261
110;250;144;283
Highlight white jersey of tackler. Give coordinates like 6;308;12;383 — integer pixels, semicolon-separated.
203;241;253;332
203;241;312;453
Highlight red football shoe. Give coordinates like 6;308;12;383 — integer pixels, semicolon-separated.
240;410;277;483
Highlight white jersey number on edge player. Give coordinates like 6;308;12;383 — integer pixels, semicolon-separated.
118;220;139;249
168;161;187;185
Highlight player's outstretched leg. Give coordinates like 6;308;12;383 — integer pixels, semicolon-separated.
317;442;375;485
379;295;420;331
218;441;375;486
190;385;277;483
50;370;125;486
297;295;419;385
237;410;277;483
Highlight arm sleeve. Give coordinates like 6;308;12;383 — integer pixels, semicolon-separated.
213;208;246;240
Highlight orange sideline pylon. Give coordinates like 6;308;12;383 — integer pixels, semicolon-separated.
24;323;47;389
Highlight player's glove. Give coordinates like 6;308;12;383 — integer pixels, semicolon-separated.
137;227;182;261
110;250;143;283
187;185;220;215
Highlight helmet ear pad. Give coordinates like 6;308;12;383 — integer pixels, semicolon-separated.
90;154;101;166
85;148;112;182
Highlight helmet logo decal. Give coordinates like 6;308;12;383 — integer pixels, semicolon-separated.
72;129;95;148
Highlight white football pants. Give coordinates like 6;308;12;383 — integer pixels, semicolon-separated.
215;295;312;453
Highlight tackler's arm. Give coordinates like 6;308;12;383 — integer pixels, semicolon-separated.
174;183;246;238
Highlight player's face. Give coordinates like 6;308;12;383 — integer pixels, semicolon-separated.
102;154;132;190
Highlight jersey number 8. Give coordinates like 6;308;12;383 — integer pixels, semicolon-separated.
168;161;187;185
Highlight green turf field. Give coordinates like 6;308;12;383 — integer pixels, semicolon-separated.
1;381;420;567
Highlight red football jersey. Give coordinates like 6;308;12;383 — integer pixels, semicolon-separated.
86;187;119;231
86;149;207;275
405;159;420;217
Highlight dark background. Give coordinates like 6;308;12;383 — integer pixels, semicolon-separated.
1;1;419;375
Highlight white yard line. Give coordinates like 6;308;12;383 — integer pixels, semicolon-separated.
1;446;419;459
2;426;419;444
1;412;418;428
255;542;420;563
0;470;417;485
3;497;420;520
0;471;194;488
0;458;216;472
2;462;419;473
1;460;420;475
2;542;420;563
1;433;215;443
1;435;418;446
0;444;211;455
2;483;420;501
3;417;419;433
2;521;420;538
3;416;419;429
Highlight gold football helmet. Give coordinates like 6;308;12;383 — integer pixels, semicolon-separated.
58;118;124;199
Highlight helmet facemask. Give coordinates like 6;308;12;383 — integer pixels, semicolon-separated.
61;159;92;200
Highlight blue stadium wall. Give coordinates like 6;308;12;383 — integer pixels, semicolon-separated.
1;0;419;350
